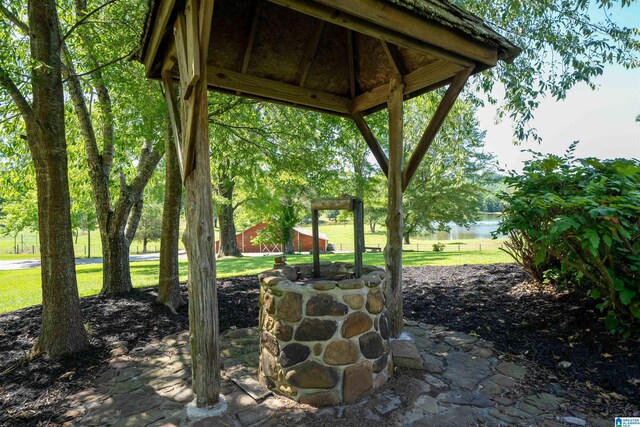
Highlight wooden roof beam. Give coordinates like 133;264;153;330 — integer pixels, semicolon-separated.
402;67;473;191
207;65;352;114
352;60;464;113
381;41;407;77
267;0;475;68
143;0;176;76
352;112;388;177
347;30;356;98
297;20;326;87
315;0;497;66
241;0;263;73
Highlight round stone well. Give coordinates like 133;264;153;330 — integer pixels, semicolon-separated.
258;261;392;407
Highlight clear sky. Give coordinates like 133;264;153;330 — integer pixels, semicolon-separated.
478;3;640;172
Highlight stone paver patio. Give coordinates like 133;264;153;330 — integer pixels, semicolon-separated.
63;321;611;426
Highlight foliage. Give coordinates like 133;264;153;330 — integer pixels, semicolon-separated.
496;145;640;334
253;204;300;254
433;242;446;252
135;202;163;251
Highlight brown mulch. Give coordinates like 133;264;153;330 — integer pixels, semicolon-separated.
0;264;638;426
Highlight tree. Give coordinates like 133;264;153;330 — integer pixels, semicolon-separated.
61;0;166;295
157;116;184;312
135;202;163;253
0;0;89;356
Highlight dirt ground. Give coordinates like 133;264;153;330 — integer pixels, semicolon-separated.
1;264;638;426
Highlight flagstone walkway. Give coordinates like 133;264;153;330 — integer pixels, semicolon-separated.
63;322;611;426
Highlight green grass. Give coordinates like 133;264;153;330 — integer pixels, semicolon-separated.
0;250;514;313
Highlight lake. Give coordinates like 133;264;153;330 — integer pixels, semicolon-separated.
421;213;503;240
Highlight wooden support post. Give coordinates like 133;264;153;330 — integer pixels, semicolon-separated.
312;209;320;277
385;76;405;338
353;198;364;278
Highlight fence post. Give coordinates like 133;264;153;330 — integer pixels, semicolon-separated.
457;244;461;252
479;243;482;251
32;245;35;254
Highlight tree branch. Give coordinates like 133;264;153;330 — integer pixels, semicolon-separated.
0;3;29;33
0;66;35;130
62;0;118;41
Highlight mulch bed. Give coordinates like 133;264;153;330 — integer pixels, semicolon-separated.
1;264;638;426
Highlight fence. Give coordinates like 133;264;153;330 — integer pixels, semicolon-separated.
328;240;506;253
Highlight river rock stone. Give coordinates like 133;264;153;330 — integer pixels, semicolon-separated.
313;280;337;291
299;391;341;407
261;331;279;356
343;362;373;404
366;289;385;314
379;312;390;340
373;353;388;373
337;279;365;289
272;321;293;342
282;265;298;281
342;312;373;338
342;294;365;309
306;294;348;316
277;292;302;322
359;332;384;359
280;343;310;367
295;318;337;341
260;348;278;379
264;293;276;314
362;274;382;287
286;361;338;389
314;343;322;356
264;276;286;286
324;340;358;365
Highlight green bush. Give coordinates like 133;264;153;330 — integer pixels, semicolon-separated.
496;146;640;335
432;242;446;252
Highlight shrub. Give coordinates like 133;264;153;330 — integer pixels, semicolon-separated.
496;146;640;335
432;242;445;252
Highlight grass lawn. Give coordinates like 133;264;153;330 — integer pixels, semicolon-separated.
0;250;514;313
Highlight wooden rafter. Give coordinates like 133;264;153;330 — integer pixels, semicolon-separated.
402;66;473;191
207;65;352;114
267;0;476;67
352;112;388;177
352;60;464;113
143;0;177;75
297;20;326;87
347;30;356;98
241;0;263;73
381;41;406;77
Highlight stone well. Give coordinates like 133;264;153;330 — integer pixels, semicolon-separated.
257;261;392;407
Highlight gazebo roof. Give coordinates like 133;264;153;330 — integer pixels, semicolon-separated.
138;0;520;116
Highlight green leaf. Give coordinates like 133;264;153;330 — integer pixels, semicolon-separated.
619;288;636;305
589;289;601;299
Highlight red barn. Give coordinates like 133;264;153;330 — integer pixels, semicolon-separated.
216;222;328;253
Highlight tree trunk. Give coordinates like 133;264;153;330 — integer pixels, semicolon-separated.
143;238;148;253
100;228;133;295
404;234;410;245
370;220;377;233
217;179;241;257
284;236;295;255
158;117;184;312
20;0;88;357
385;77;405;338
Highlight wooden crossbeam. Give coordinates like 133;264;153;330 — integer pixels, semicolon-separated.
352;112;388;177
311;196;355;211
402;67;473;191
314;0;497;66
267;0;475;68
207;65;352;114
347;30;356;98
185;0;201;92
381;41;406;77
241;0;263;73
297;20;326;87
352;60;464;113
161;71;185;179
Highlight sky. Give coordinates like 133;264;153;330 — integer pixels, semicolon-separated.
477;3;640;173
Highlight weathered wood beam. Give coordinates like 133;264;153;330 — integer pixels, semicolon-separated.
314;0;497;66
352;60;464;113
143;0;177;76
311;196;355;211
402;67;473;191
352;112;388;177
385;75;405;338
381;41;406;77
241;0;263;73
185;0;201;92
161;71;184;179
207;65;352;114
267;0;474;67
297;20;326;87
347;30;356;98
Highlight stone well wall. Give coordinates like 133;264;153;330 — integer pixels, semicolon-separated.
258;262;392;407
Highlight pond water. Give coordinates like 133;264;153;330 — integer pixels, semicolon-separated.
421;213;503;240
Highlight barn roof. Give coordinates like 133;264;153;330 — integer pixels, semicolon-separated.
138;0;519;116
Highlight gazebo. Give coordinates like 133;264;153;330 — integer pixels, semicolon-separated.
138;0;519;408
